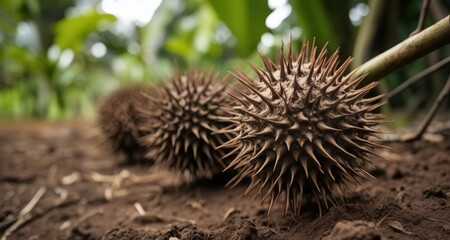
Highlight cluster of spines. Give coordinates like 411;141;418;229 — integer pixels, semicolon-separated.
217;40;385;216
138;70;232;181
96;40;385;217
97;86;152;164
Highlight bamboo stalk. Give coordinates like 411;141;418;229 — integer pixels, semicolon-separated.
353;15;450;83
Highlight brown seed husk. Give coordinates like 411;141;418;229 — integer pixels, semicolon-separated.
219;40;386;217
97;85;152;164
139;70;233;181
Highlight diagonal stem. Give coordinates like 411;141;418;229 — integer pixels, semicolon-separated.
401;74;450;141
410;0;431;36
384;56;450;101
353;15;450;84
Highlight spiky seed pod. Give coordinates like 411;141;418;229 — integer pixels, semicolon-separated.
219;40;385;217
97;86;152;164
139;70;233;181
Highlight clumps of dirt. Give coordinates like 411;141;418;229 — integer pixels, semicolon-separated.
212;215;266;240
2;122;450;240
104;224;210;240
423;186;448;199
159;224;210;240
103;227;153;240
322;220;381;240
104;215;280;240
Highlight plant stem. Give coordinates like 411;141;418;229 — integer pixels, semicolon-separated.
353;15;450;83
401;74;450;141
410;0;431;36
384;56;450;101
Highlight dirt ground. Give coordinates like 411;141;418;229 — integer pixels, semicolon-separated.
0;121;449;240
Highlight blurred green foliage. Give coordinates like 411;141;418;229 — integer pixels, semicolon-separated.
54;11;116;52
0;0;448;122
209;0;271;57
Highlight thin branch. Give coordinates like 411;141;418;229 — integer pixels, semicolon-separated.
353;15;450;83
134;202;146;216
1;187;46;240
68;208;103;239
134;213;196;225
401;74;450;141
384;56;450;101
410;0;431;36
71;208;103;229
376;210;391;228
19;187;47;216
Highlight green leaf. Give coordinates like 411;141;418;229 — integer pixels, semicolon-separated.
0;0;24;21
165;35;196;61
54;10;116;52
164;3;220;63
208;0;271;57
193;4;219;55
289;0;337;50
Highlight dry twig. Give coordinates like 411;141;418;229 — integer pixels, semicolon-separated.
87;170;130;188
134;202;146;216
376;210;391;228
257;226;282;237
401;74;450;141
188;201;209;215
388;220;415;236
68;208;103;234
222;207;239;222
134;213;196;225
1;187;46;240
66;208;103;238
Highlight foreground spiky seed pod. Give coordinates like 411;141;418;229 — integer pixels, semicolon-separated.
219;41;385;217
139;71;232;181
97;86;152;164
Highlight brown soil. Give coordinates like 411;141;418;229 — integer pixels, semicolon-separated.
0;121;449;240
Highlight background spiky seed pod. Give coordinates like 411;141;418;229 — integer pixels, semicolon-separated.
97;86;152;164
219;41;385;217
139;70;233;181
